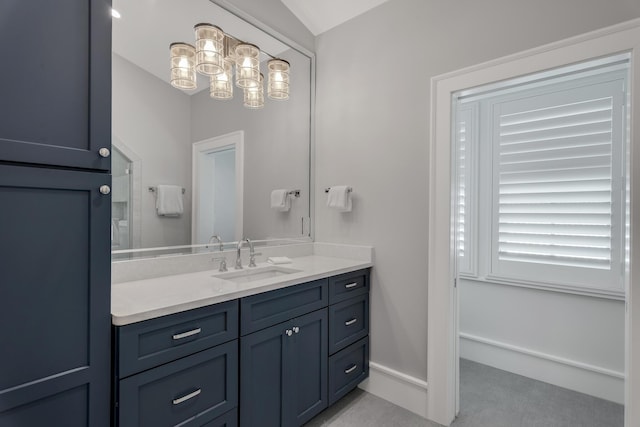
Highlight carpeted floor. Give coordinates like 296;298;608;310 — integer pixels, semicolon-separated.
305;359;624;427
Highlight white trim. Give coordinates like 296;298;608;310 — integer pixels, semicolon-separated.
460;332;625;379
192;131;245;243
428;18;640;427
460;332;625;403
359;362;428;419
112;136;142;250
461;275;626;301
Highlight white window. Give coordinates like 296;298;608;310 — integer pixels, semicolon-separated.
455;55;629;295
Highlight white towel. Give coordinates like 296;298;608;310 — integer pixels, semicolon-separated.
327;186;352;212
156;185;184;216
271;189;291;212
267;256;292;264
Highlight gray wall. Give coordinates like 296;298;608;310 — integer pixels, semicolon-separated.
112;54;192;249
314;0;640;383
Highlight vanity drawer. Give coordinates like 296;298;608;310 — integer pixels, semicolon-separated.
329;294;369;354
240;279;328;335
117;300;239;378
118;340;238;427
328;337;369;405
328;269;370;304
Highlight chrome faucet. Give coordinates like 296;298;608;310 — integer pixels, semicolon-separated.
208;235;227;272
207;234;224;251
235;238;258;269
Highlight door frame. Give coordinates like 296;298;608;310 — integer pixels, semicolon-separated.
427;18;640;426
192;130;244;244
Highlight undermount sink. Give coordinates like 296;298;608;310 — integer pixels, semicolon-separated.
213;265;301;283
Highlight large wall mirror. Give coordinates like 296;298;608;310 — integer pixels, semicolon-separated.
111;0;314;260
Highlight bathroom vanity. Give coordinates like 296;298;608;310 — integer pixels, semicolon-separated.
111;256;371;427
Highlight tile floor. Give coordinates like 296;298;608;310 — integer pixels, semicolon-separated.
305;359;624;427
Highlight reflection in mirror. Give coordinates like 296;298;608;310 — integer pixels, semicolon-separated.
111;0;313;260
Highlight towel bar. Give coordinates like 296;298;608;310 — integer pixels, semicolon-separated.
324;187;353;193
149;186;186;194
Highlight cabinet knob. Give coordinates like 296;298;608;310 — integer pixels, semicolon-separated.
292;326;300;334
99;185;111;195
98;147;111;158
285;329;293;337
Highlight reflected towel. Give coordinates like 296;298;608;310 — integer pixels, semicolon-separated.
327;186;352;212
271;189;291;212
156;185;184;216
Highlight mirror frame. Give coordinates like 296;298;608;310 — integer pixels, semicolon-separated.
111;0;316;260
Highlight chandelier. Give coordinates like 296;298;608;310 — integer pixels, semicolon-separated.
170;23;290;109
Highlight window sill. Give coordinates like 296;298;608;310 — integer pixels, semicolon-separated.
458;273;625;300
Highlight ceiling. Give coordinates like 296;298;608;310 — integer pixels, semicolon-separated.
280;0;392;36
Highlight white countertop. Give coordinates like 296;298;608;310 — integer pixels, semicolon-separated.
111;255;372;326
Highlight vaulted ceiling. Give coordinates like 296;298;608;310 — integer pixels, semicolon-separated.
279;0;392;35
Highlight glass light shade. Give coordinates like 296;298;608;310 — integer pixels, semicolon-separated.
210;60;233;100
267;59;290;100
169;43;196;90
194;24;225;75
243;73;264;109
235;43;261;89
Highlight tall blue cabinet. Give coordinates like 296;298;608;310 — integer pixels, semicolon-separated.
0;0;112;425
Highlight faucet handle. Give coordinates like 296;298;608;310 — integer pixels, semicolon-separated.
248;252;262;268
212;256;228;272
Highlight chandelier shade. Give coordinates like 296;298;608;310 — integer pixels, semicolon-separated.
235;43;261;89
169;42;196;90
267;59;290;100
210;59;233;100
243;73;264;109
194;24;225;75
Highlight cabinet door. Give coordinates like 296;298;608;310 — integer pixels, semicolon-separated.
287;309;328;426
0;165;111;426
239;321;289;427
0;0;111;171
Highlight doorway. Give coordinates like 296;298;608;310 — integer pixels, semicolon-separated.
192;131;244;244
427;19;640;427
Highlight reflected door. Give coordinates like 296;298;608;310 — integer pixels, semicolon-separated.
112;147;133;249
193;131;244;244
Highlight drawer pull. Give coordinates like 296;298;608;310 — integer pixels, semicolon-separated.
344;364;358;374
345;318;358;326
172;328;202;340
345;282;359;289
172;389;201;405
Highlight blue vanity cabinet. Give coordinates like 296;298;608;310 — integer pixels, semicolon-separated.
0;0;112;424
327;269;371;405
0;0;112;171
240;309;328;427
239;279;330;427
239;269;370;426
0;165;112;425
113;302;239;427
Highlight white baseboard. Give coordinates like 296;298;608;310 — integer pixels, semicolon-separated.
358;361;429;419
460;332;625;404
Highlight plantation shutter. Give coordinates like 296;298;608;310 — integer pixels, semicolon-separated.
497;96;614;269
456;106;476;274
489;74;625;291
